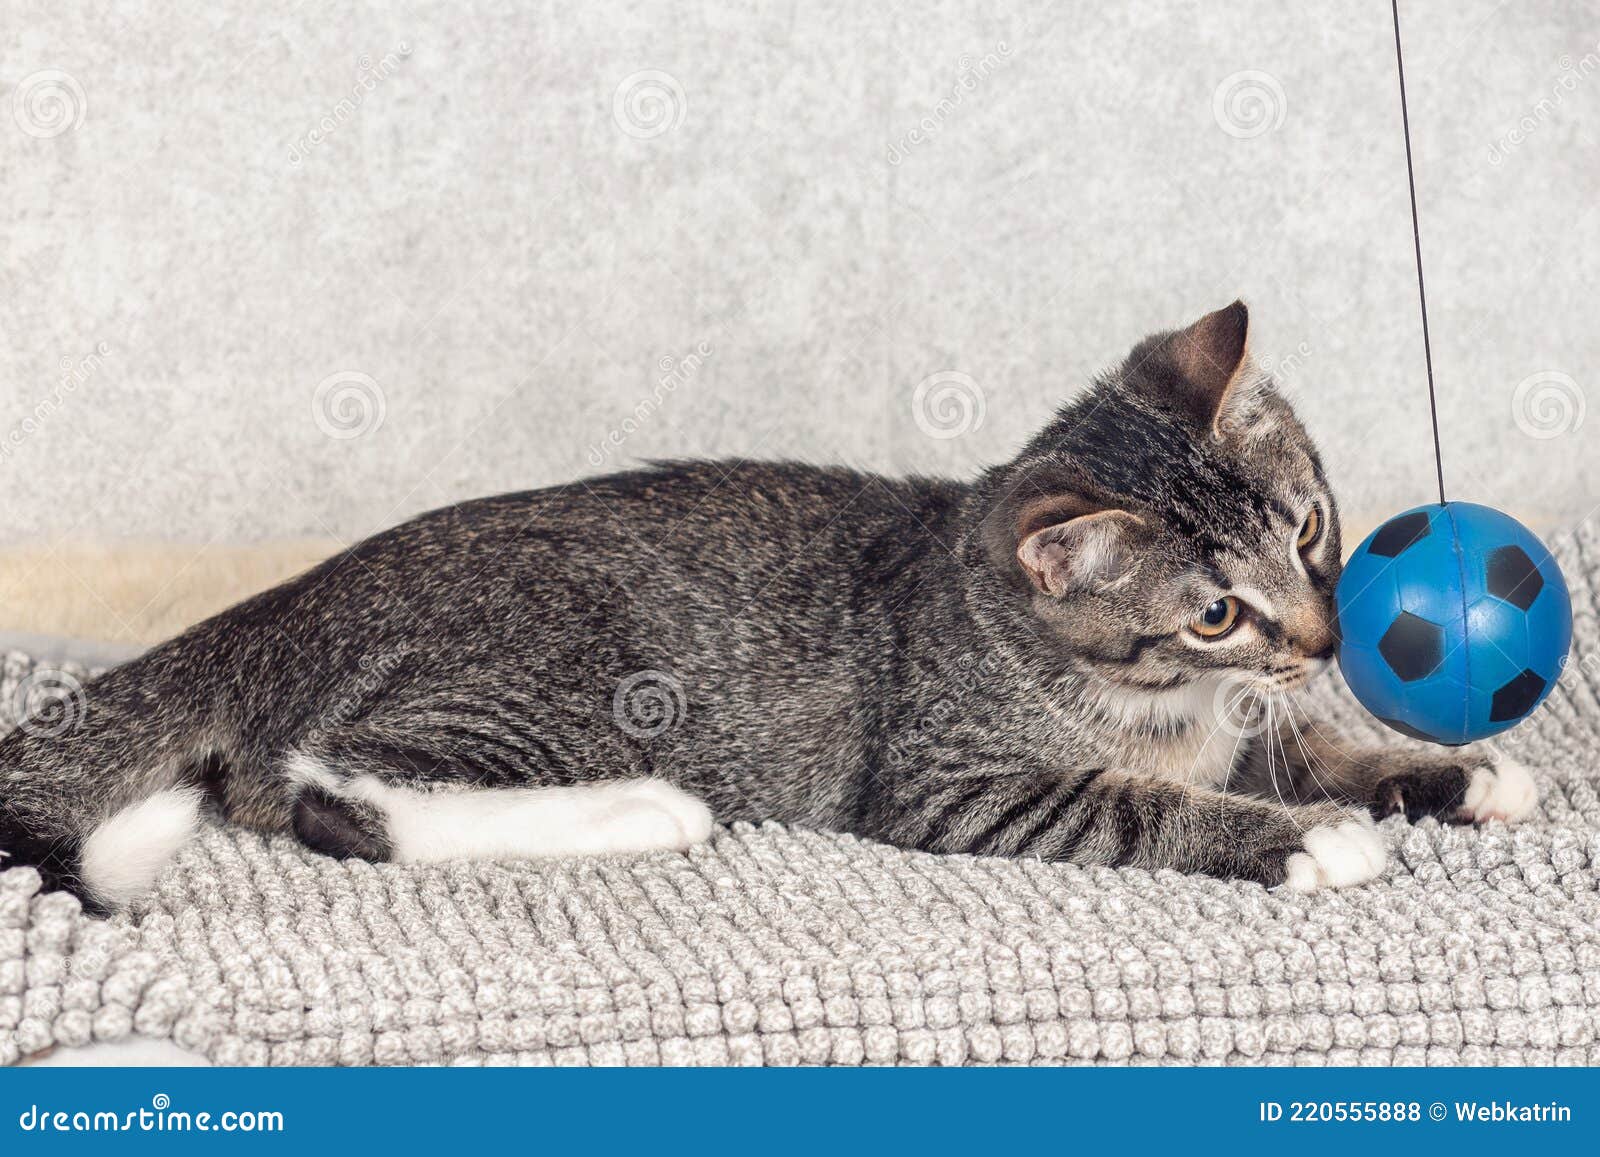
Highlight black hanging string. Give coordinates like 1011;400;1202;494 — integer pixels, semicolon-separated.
1391;0;1448;507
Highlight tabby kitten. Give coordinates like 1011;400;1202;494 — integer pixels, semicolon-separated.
0;302;1534;912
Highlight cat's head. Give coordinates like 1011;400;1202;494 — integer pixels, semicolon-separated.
982;301;1340;695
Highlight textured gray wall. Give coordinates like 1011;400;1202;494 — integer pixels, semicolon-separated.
3;1;1596;547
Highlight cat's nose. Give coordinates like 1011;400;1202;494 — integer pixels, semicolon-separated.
1285;607;1336;659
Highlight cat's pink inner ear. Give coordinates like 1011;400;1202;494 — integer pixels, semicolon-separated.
1171;300;1253;431
1017;510;1141;596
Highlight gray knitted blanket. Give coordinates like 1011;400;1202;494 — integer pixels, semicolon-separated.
4;528;1599;1067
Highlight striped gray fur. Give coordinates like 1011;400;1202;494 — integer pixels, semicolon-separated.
0;303;1518;910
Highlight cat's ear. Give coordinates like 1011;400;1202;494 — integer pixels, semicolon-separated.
1168;300;1269;438
1012;498;1144;597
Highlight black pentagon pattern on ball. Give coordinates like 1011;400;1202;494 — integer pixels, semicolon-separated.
1367;511;1432;558
1378;716;1439;744
1486;544;1544;611
1490;668;1547;723
1377;611;1445;682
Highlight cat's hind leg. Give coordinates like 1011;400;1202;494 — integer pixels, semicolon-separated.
282;735;713;865
290;778;392;861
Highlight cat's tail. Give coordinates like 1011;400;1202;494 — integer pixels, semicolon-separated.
0;662;213;913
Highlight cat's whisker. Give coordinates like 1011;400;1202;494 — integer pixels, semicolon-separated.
1277;694;1318;776
1278;692;1338;803
1262;695;1311;833
1284;696;1339;778
1181;679;1257;795
1290;696;1371;800
1282;711;1335;806
1286;695;1372;790
1211;687;1260;846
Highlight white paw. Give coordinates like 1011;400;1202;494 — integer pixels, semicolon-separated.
1463;756;1538;824
604;780;715;850
1281;815;1387;893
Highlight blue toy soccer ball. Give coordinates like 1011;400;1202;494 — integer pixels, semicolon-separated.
1335;502;1572;745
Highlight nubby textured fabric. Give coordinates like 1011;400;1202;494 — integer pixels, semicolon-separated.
3;523;1599;1066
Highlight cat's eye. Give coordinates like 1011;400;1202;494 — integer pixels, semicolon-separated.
1190;596;1241;639
1297;507;1322;550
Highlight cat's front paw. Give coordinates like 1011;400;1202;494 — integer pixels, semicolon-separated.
1281;813;1386;893
1369;750;1537;826
1462;755;1537;824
